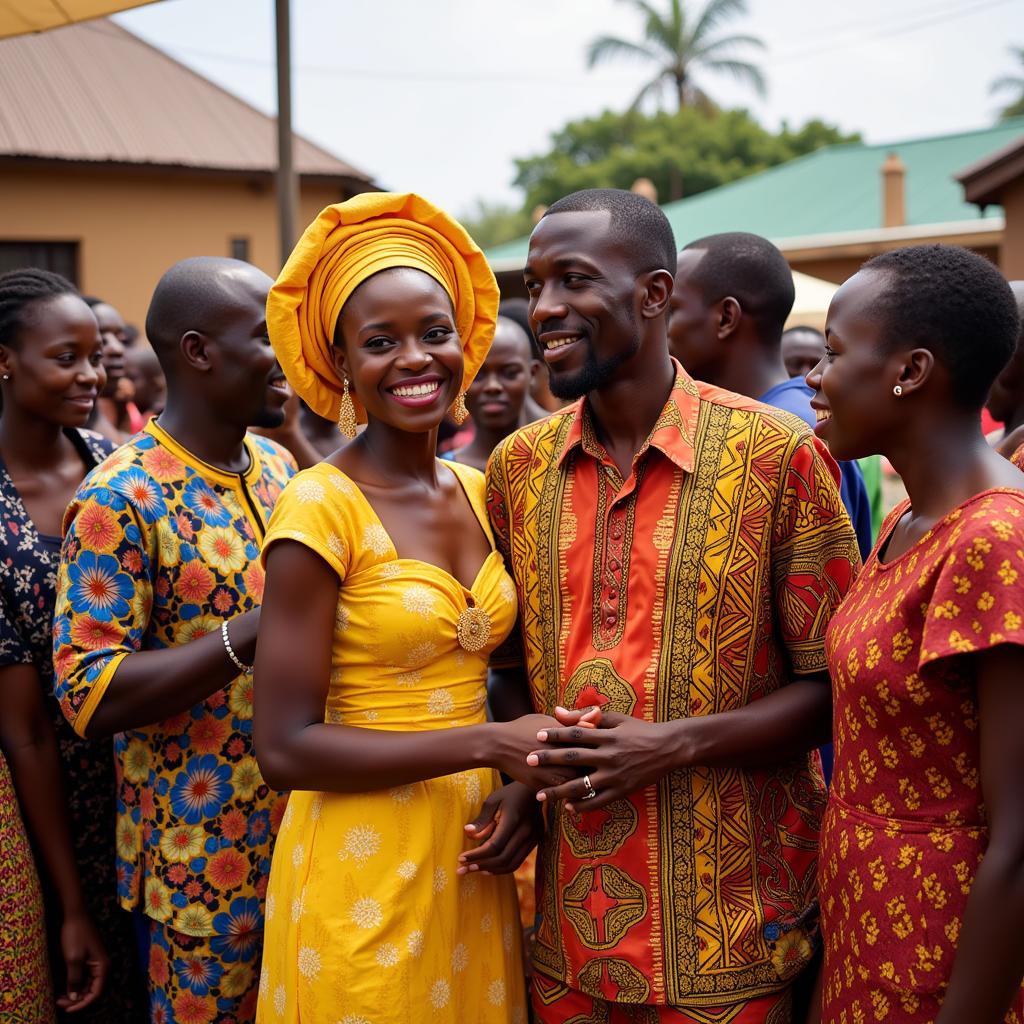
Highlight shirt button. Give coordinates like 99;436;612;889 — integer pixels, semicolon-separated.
605;614;617;627
608;558;619;571
608;589;617;600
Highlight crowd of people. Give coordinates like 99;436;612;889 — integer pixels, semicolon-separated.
0;187;1022;1024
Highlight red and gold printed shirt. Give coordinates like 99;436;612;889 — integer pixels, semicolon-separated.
53;420;295;938
486;363;860;1007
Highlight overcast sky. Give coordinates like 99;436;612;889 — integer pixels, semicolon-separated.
116;0;1022;218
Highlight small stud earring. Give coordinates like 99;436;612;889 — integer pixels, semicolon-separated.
893;384;903;397
1;373;9;381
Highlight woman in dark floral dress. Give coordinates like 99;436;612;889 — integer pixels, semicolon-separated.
0;269;143;1020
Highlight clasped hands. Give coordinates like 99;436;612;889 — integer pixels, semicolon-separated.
460;706;680;876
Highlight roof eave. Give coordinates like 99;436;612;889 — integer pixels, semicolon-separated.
0;153;377;188
955;137;1024;208
773;217;1005;253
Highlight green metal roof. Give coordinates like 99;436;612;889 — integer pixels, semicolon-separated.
486;118;1024;268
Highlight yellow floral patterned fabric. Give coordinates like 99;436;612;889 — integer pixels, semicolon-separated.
255;460;525;1023
820;489;1024;1023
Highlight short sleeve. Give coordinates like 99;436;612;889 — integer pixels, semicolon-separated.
920;498;1024;670
53;487;154;737
261;467;356;582
771;434;861;675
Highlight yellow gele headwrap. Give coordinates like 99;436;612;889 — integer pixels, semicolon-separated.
267;192;499;423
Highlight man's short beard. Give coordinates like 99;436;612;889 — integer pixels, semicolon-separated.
250;406;286;429
549;337;641;401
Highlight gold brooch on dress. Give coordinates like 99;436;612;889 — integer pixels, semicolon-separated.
457;606;492;653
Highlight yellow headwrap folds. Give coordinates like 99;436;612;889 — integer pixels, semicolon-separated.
267;192;499;423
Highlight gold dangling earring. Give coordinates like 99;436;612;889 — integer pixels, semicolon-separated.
451;391;469;426
337;378;357;438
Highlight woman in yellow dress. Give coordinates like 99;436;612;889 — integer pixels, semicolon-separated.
253;193;572;1023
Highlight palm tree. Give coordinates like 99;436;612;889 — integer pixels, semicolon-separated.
586;0;766;112
991;46;1024;120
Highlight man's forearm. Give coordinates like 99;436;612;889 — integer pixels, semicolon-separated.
668;677;832;771
85;613;257;738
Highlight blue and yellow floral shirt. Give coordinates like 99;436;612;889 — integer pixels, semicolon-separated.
53;420;296;938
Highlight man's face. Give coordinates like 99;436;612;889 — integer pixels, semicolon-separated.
667;250;720;379
92;302;128;397
524;210;641;400
205;269;288;429
781;328;826;380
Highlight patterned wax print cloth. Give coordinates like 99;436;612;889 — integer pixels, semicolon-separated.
531;971;793;1023
140;913;263;1024
1012;441;1024;470
0;426;145;1020
820;489;1024;1023
486;361;860;1009
255;460;526;1023
52;421;295;986
0;748;55;1023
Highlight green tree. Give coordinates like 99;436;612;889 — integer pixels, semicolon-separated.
512;107;858;209
459;200;534;249
991;46;1024;119
587;0;766;112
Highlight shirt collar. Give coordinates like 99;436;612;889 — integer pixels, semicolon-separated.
556;358;700;475
145;419;262;489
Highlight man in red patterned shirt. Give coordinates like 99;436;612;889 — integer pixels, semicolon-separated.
484;190;860;1023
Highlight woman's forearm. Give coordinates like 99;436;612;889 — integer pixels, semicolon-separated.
256;720;497;792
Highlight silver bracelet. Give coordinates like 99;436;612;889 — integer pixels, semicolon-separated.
221;620;253;675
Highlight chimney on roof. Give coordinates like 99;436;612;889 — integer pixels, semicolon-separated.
881;152;907;228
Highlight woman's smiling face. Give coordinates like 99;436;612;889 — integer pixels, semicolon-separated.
332;267;463;435
806;268;909;462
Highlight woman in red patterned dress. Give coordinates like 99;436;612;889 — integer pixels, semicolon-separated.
805;245;1024;1024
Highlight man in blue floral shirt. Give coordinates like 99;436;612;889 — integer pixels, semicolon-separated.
54;258;297;1023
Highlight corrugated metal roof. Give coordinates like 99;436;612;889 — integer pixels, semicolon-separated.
0;18;373;181
485;119;1024;269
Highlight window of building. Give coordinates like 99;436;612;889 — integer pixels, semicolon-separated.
230;237;250;262
0;241;79;284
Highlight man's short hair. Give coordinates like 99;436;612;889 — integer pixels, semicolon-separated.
543;189;677;276
682;232;796;342
863;245;1020;410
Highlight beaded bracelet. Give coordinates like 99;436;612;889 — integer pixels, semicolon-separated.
221;620;253;675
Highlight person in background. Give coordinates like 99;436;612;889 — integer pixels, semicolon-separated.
54;258;296;1024
807;244;1024;1024
499;296;562;417
83;297;134;442
447;315;538;472
987;280;1024;464
781;324;827;380
783;324;887;540
670;231;874;560
488;189;859;1023
0;269;132;1019
124;344;167;422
